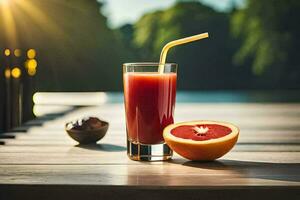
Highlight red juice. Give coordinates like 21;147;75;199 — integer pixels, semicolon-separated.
124;72;177;145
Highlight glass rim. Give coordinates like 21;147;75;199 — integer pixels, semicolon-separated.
123;62;177;67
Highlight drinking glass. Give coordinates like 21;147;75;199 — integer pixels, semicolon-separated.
123;63;177;161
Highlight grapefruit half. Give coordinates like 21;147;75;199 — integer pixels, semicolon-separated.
163;120;239;161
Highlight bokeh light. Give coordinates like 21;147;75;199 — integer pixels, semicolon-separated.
11;67;21;78
4;68;11;78
27;49;36;59
27;67;37;76
27;59;37;69
4;49;11;56
25;59;38;76
14;49;21;57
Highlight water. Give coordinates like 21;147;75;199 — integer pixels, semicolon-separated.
108;90;300;103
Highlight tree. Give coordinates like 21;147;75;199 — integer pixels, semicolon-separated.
0;0;125;91
231;0;300;88
129;1;245;89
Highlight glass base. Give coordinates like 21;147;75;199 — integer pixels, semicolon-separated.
127;140;173;161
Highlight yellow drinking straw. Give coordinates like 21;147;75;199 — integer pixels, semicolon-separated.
159;32;209;73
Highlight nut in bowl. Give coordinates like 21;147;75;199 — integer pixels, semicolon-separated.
65;117;109;144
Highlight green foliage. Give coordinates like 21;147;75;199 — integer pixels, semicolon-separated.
133;11;164;60
2;0;299;90
122;1;246;89
231;0;300;83
0;0;126;91
132;2;218;60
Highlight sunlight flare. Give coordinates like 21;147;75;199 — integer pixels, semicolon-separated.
0;0;9;6
14;0;67;39
1;0;18;47
1;0;67;47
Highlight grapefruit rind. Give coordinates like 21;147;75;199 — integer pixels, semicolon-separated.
163;120;239;161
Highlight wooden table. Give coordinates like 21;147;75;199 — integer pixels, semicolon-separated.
0;93;300;199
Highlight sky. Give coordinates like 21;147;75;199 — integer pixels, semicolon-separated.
101;0;246;28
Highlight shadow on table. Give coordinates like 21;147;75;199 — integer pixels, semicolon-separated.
75;143;126;152
181;160;300;182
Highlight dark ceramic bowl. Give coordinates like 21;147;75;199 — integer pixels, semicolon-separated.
65;120;109;144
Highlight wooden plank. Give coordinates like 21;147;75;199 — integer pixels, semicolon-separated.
2;135;300;152
0;162;299;186
2;127;300;148
0;152;299;165
0;185;299;200
1;144;300;153
3;130;297;139
1;102;300;196
21;118;300;131
25;118;300;131
1;140;300;152
3;131;300;144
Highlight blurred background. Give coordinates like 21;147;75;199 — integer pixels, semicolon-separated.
1;0;300;132
1;0;299;92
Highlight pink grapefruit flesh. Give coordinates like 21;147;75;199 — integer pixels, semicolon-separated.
171;124;232;141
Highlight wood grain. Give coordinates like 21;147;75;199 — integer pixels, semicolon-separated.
0;102;300;199
0;152;300;165
0;163;299;186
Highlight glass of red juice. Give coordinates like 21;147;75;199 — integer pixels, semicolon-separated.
123;63;177;161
